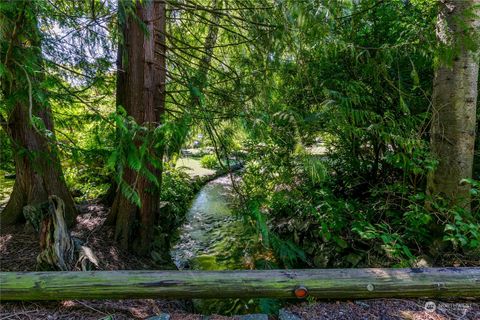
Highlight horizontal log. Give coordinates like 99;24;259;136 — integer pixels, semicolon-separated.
1;268;479;301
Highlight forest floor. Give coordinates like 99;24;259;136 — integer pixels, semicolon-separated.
1;201;479;319
0;201;218;320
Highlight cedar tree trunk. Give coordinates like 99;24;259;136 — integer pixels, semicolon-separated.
0;1;76;226
108;0;166;255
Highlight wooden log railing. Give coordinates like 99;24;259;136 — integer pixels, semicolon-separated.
1;268;479;301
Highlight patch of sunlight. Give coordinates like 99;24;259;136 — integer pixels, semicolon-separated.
0;170;14;206
176;157;216;179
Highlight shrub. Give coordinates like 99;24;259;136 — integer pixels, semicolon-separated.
152;165;196;265
200;154;220;169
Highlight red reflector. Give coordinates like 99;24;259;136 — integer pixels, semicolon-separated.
294;286;308;298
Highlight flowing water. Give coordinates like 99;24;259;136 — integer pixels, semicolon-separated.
171;175;248;271
171;175;265;315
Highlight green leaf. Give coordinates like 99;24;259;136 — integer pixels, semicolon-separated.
107;150;118;170
0;62;7;77
410;64;420;87
127;146;142;171
119;181;141;207
333;236;348;249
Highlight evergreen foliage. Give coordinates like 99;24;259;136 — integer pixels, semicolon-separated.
0;0;478;267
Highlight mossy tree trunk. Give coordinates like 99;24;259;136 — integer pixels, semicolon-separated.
427;0;479;208
0;1;76;226
108;0;166;255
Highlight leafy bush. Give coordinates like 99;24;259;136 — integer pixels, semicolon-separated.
441;179;480;250
232;0;467;269
241;151;480;268
200;154;220;169
0;130;14;171
152;164;196;265
160;165;196;218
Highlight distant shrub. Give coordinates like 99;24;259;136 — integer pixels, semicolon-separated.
200;154;219;169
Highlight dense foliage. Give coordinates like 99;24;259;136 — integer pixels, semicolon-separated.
236;0;479;267
0;0;479;271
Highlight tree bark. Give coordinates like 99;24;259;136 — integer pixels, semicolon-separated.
108;0;166;255
474;115;480;179
0;1;76;226
427;0;479;207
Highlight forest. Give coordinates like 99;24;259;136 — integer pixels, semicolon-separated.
0;0;479;319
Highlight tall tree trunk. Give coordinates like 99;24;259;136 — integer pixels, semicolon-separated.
0;1;76;226
427;0;479;208
108;0;166;255
474;115;480;180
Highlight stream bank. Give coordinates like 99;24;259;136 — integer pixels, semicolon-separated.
171;174;265;315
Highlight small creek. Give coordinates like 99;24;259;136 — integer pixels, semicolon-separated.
170;175;265;315
171;175;248;271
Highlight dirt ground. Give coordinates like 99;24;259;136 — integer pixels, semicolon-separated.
1;299;479;320
284;299;480;320
1;202;479;320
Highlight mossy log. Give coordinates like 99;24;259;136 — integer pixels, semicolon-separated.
1;268;479;301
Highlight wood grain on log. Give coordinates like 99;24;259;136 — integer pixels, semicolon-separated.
1;268;479;300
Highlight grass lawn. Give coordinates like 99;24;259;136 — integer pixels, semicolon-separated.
175;157;216;179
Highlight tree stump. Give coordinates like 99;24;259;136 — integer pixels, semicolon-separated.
23;195;98;271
